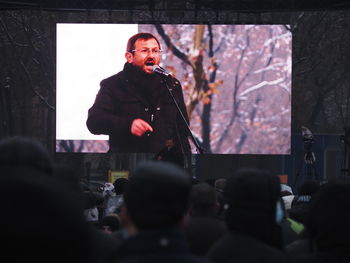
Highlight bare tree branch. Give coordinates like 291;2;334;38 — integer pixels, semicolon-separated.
0;16;55;110
154;24;192;67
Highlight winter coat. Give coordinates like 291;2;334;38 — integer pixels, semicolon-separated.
87;63;191;153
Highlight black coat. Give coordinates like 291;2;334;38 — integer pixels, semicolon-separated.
86;63;191;153
185;216;227;257
206;232;288;263
115;229;213;263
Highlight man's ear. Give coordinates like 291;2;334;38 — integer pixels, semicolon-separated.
125;52;133;63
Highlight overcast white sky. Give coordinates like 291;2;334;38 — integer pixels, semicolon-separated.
56;23;138;140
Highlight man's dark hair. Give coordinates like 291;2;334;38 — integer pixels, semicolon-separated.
113;178;128;195
224;168;283;249
126;32;161;53
123;160;191;230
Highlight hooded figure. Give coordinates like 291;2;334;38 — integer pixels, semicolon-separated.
206;168;287;263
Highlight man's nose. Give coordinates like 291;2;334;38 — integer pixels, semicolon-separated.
147;51;156;57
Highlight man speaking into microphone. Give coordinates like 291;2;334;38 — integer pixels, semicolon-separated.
86;32;191;156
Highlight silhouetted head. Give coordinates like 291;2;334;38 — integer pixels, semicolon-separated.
189;182;218;217
0;136;53;176
0;172;97;262
306;181;350;253
113;177;129;195
123;160;191;230
223;168;283;248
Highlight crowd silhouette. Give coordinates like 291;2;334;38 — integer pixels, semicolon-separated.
1;136;349;263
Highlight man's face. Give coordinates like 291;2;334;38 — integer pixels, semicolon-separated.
125;38;161;74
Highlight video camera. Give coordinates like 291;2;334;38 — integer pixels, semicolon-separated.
301;126;314;142
301;126;314;153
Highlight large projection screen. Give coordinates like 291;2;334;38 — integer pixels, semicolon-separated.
56;23;291;154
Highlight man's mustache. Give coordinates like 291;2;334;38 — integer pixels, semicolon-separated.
145;59;155;64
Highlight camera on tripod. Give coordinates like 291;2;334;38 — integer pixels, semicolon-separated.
293;126;318;189
301;126;314;151
301;126;316;164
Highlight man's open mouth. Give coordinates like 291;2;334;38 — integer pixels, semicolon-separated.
145;61;155;66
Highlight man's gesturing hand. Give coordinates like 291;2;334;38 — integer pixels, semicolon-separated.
131;118;154;136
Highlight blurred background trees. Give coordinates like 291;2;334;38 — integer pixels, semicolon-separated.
142;24;291;153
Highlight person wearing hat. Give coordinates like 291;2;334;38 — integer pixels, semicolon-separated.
114;160;212;263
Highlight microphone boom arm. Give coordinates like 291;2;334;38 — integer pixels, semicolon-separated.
161;75;205;154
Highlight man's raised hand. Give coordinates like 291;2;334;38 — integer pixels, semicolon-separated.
131;118;153;136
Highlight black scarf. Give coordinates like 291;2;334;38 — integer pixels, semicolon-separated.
123;63;161;107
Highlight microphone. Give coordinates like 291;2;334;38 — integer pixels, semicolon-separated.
152;65;171;77
144;130;152;137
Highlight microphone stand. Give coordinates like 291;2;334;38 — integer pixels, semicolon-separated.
162;76;205;154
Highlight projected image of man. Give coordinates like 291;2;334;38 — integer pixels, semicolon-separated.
86;32;191;155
